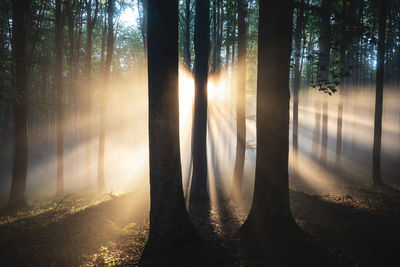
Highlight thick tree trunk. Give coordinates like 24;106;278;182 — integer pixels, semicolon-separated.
8;0;30;209
238;0;297;240
372;0;388;186
231;0;247;198
190;0;210;202
140;0;197;261
55;0;64;196
98;0;114;193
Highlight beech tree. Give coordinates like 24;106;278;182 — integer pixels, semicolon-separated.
232;0;247;197
141;0;197;262
190;0;210;202
238;0;298;239
8;0;30;209
372;0;388;186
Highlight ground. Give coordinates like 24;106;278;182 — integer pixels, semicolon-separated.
0;184;399;266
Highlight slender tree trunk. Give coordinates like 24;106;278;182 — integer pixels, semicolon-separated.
231;0;247;198
317;0;332;166
312;95;321;157
83;0;98;186
211;0;217;73
238;0;298;240
138;0;148;67
372;0;388;186
140;0;197;261
190;0;210;202
55;0;64;196
184;0;191;69
292;0;305;165
98;0;114;193
8;0;30;209
336;2;347;166
225;14;231;68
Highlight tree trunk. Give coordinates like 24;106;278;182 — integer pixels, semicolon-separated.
184;0;191;69
190;0;210;202
83;0;98;186
238;0;297;240
55;0;64;196
98;0;114;193
292;0;305;165
138;0;148;67
335;1;347;166
8;0;30;209
372;0;388;186
231;0;247;198
140;0;197;261
317;0;332;166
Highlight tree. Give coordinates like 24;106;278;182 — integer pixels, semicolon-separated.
98;0;114;193
238;0;298;239
231;0;247;198
335;0;348;166
140;0;197;262
317;0;332;165
184;0;191;69
8;0;30;209
55;0;64;196
372;0;388;186
292;0;305;165
82;0;98;184
190;0;210;202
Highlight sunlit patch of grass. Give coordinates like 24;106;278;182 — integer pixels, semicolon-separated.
0;192;119;226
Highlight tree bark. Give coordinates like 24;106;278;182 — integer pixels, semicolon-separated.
238;0;298;240
372;0;388;186
8;0;30;209
140;0;197;262
55;0;64;196
190;0;210;202
231;0;247;198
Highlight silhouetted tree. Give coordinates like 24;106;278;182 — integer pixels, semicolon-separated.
372;0;388;186
238;0;298;240
8;0;30;209
318;0;332;165
232;0;247;198
190;0;210;202
55;0;64;196
140;0;197;262
292;0;305;165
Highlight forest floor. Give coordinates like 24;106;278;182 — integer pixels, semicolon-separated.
0;184;399;266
